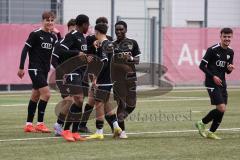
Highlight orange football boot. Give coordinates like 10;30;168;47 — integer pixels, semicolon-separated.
35;123;51;133
62;130;75;142
72;133;86;141
24;124;36;132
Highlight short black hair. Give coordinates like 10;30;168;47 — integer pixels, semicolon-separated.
96;17;108;24
75;14;89;26
115;21;127;29
67;19;76;28
95;23;108;34
220;28;233;34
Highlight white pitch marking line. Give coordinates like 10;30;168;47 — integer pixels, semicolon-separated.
191;111;204;113
0;87;239;97
0;98;209;107
138;98;208;102
0;128;240;142
147;96;204;99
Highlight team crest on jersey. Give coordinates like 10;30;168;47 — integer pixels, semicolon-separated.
128;44;133;50
50;37;53;42
66;88;70;93
77;39;81;42
40;37;44;40
227;55;230;60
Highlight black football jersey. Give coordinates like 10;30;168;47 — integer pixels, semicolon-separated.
59;30;87;57
25;28;57;72
113;38;141;72
53;30;88;71
86;34;113;56
96;40;113;84
201;43;234;86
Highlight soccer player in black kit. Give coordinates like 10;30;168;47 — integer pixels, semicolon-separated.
18;11;58;133
195;28;235;140
86;23;122;140
51;18;76;136
112;21;141;138
53;14;90;142
78;17;114;133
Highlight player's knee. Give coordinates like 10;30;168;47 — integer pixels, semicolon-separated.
105;109;115;116
31;94;40;102
217;104;226;113
43;92;51;101
87;95;95;106
73;95;83;103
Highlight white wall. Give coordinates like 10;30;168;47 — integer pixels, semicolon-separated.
171;0;204;27
63;0;240;27
63;0;111;34
62;0;240;62
208;0;240;27
171;0;240;27
63;0;157;62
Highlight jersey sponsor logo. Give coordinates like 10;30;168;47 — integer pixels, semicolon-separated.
216;60;226;68
41;43;52;49
81;44;87;51
116;51;132;58
121;51;132;56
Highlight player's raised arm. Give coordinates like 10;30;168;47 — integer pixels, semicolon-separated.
55;33;79;57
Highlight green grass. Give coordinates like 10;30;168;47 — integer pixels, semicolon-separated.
0;89;239;160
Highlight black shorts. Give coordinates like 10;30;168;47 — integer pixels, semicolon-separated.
113;81;137;102
94;85;112;103
58;72;89;98
28;69;48;89
207;86;228;105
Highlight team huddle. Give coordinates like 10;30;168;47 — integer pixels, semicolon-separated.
18;11;141;142
17;11;234;142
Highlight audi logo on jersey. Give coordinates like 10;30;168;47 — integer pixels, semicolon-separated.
216;60;226;68
81;45;87;51
41;43;52;49
117;52;132;58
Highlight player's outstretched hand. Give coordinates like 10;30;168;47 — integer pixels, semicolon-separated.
213;76;222;86
227;64;235;72
17;69;25;79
